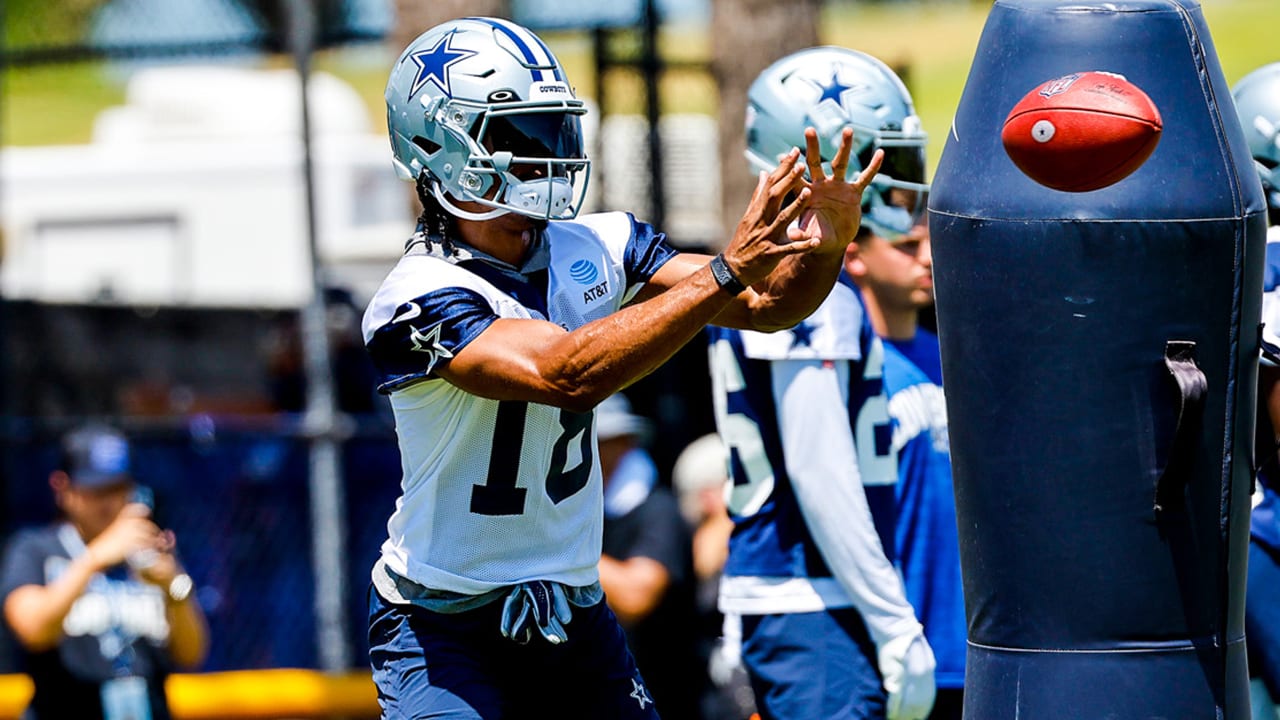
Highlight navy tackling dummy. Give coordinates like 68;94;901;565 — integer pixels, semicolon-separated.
361;17;882;720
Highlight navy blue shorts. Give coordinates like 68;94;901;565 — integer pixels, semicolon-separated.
741;608;885;720
368;584;662;720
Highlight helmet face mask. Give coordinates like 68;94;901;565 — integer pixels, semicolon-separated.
386;18;591;221
1232;62;1280;224
745;46;930;240
865;185;926;242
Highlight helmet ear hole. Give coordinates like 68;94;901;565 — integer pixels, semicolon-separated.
413;137;443;156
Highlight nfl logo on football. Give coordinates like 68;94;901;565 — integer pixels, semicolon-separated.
1039;73;1082;97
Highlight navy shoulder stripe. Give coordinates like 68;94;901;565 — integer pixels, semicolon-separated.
622;214;679;288
366;286;497;394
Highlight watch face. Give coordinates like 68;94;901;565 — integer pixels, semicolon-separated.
168;573;194;602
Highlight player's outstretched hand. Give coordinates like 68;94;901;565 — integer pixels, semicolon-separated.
793;126;883;254
718;147;816;287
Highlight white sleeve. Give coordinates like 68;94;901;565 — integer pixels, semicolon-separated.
770;358;921;649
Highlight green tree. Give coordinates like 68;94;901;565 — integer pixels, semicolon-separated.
711;0;820;249
385;0;511;217
4;0;110;49
391;0;511;58
232;0;349;47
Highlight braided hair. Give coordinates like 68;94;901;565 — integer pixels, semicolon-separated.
409;171;458;256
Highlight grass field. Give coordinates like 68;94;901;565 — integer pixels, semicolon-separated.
4;0;1279;175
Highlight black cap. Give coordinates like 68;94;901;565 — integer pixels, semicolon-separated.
60;425;133;488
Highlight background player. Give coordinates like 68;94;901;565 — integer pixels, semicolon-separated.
845;194;966;717
708;47;936;720
0;424;208;720
363;17;881;720
1233;60;1280;720
595;393;705;719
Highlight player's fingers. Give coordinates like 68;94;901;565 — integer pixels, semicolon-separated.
855;148;885;188
785;223;816;243
771;186;811;232
830;127;854;179
771;233;822;255
768;148;805;197
803;128;825;179
771;161;808;208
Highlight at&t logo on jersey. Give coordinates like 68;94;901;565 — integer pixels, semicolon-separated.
569;259;609;304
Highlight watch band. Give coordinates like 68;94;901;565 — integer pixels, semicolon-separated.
709;253;747;296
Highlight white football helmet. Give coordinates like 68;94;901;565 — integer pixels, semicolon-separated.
1232;62;1280;223
386;17;590;221
745;46;929;240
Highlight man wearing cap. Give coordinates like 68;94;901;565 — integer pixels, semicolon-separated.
596;394;707;720
0;425;208;720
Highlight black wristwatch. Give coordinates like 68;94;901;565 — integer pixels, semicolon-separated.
710;253;747;296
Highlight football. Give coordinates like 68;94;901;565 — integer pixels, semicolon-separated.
1001;71;1163;192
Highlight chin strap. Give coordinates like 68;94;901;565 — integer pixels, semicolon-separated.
432;182;510;221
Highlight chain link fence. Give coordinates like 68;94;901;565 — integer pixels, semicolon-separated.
0;298;404;672
4;0;388;63
2;0;403;673
1;0;721;675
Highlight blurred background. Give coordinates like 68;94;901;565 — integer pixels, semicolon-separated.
1;0;1277;714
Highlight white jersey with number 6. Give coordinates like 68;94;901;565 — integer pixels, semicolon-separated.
709;276;920;643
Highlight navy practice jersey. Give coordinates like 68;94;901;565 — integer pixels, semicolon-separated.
1257;225;1280;552
361;212;677;595
884;330;966;690
708;276;921;643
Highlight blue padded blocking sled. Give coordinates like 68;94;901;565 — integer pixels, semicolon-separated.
929;0;1267;718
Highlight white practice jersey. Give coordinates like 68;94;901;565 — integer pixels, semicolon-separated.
362;212;677;595
709;276;921;646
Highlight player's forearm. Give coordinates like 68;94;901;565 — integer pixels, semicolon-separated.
534;263;733;411
793;462;920;647
3;554;99;650
737;246;846;332
775;362;919;647
796;473;920;648
165;595;210;668
598;554;669;627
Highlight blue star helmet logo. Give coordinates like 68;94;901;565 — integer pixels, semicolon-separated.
817;70;853;106
407;30;476;100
